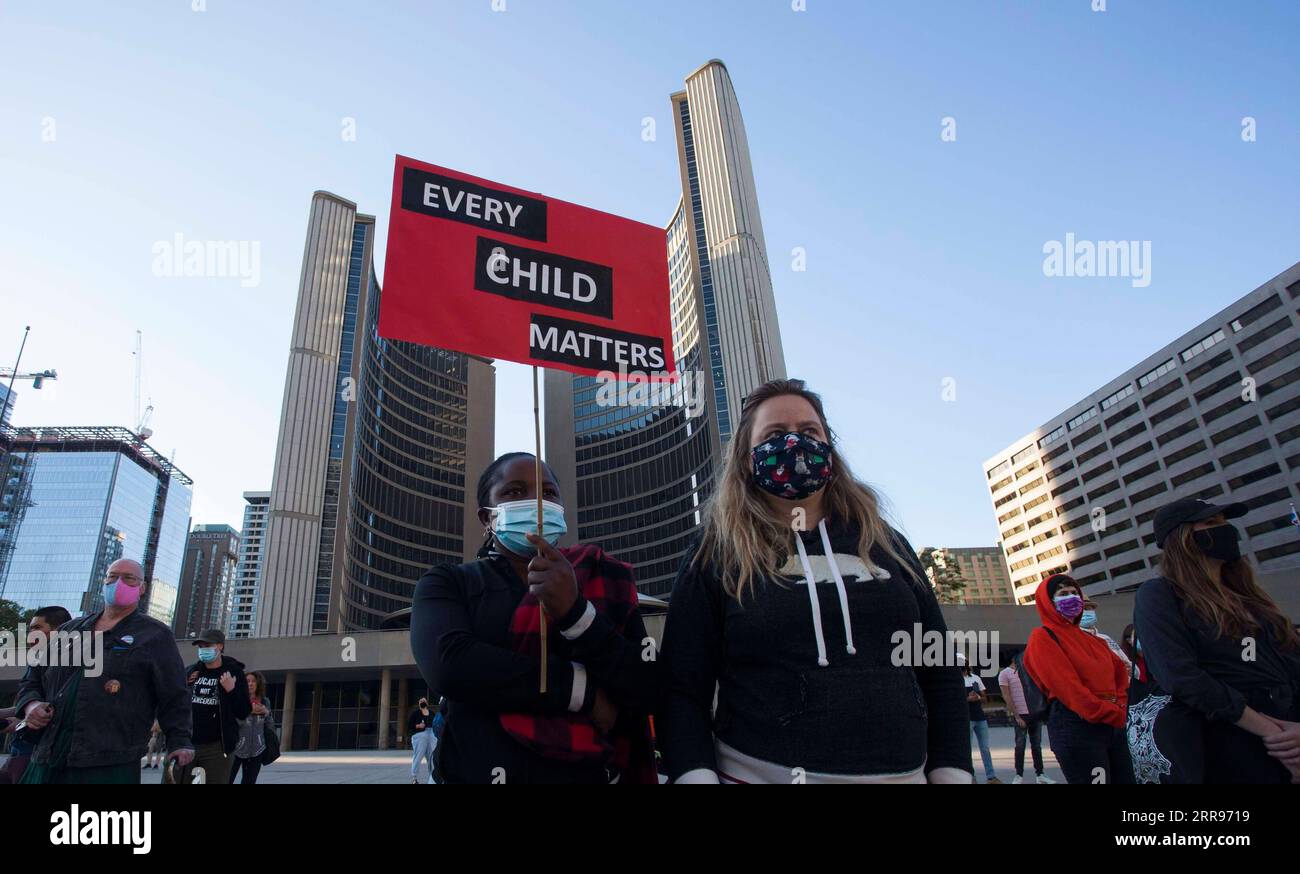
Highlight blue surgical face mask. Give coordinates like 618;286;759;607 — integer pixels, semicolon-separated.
1080;609;1097;629
488;499;567;557
197;647;218;664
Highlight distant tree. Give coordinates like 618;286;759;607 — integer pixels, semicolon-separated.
0;598;24;631
918;548;970;604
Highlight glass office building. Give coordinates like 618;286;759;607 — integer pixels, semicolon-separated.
0;384;13;428
0;426;193;619
341;217;488;630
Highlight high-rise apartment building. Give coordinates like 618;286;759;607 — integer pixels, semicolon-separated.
545;60;785;596
985;262;1300;601
257;192;495;636
175;523;240;638
927;546;1018;605
229;490;269;638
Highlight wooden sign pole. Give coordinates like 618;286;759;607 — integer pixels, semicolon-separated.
533;364;547;693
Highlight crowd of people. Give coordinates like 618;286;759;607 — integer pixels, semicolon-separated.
0;560;279;785
3;377;1300;785
411;378;1300;784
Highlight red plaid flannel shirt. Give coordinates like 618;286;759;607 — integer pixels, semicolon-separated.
498;544;657;783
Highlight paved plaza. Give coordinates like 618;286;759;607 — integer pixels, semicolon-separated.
139;726;1065;784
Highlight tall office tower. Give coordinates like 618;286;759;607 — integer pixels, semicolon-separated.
0;426;193;621
175;523;240;638
545;60;785;597
257;192;496;637
0;385;13;427
229;490;269;638
923;546;1018;605
985;262;1300;602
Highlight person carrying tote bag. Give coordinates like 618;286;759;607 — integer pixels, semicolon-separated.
1134;498;1300;784
230;671;277;784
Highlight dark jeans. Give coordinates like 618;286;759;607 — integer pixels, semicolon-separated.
1048;701;1134;785
1012;715;1045;776
183;741;230;785
229;755;263;784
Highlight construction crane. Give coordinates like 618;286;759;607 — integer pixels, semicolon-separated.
0;367;58;387
3;325;58;425
133;330;154;442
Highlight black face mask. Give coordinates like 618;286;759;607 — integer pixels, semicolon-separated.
1193;523;1241;562
751;432;832;500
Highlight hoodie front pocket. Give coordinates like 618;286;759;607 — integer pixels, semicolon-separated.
794;664;928;774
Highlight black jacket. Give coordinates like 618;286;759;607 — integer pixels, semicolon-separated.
1134;576;1300;723
408;707;433;735
410;552;659;784
183;653;251;755
659;519;973;780
15;608;193;769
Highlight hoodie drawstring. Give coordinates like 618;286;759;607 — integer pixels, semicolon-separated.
793;532;829;667
818;520;856;656
794;519;857;667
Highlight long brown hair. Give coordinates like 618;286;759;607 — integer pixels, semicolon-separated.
247;670;267;700
691;378;917;602
1159;524;1298;650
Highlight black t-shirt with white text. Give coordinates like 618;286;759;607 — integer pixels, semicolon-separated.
191;663;226;745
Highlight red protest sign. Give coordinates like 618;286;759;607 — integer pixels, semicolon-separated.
378;155;675;378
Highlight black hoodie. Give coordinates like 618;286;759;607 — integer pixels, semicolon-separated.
184;653;251;755
659;518;973;780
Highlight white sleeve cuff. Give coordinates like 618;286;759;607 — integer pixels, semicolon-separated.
568;662;587;713
675;768;720;784
926;767;974;784
561;601;597;640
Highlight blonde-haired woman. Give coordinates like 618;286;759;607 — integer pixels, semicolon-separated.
658;379;973;783
1134;497;1300;783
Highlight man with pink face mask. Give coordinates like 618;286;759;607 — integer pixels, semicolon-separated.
14;558;194;784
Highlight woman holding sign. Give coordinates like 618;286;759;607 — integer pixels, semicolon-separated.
658;378;973;783
410;452;659;784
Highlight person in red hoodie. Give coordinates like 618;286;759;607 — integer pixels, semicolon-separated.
1024;574;1133;784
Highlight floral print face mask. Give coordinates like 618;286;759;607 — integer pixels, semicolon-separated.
751;432;833;500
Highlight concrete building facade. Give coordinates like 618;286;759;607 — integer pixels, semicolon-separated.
257;192;495;636
985;262;1300;601
929;546;1018;605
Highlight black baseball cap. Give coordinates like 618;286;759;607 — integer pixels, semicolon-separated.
192;629;226;646
1153;498;1247;549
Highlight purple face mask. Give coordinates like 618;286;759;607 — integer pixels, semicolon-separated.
1053;594;1084;620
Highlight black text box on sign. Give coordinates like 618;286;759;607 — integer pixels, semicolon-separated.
400;167;548;242
528;312;667;372
473;236;614;320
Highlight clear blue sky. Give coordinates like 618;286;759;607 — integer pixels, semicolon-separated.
2;1;1297;550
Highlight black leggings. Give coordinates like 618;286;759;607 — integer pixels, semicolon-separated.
1048;702;1135;785
229;755;263;785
